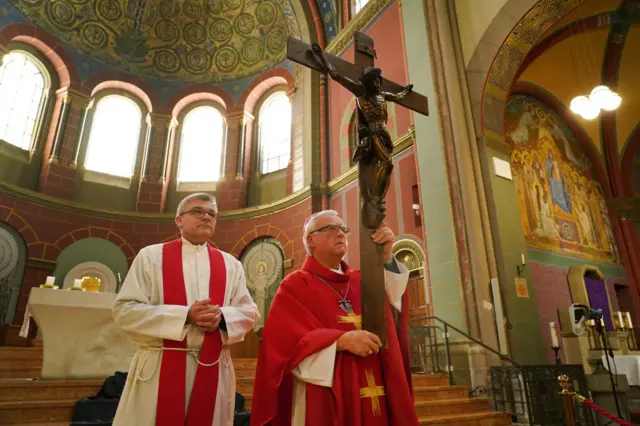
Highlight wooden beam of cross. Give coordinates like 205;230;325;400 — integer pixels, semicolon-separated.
287;33;429;347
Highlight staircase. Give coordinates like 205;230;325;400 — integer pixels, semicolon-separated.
0;347;511;425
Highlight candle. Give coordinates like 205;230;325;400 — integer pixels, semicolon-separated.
627;312;633;329
72;279;83;289
549;322;559;348
521;254;525;265
618;312;624;329
45;276;55;286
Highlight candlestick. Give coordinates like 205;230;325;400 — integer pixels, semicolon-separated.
40;276;58;289
627;312;633;329
549;322;559;348
70;278;84;291
617;312;625;329
552;346;562;365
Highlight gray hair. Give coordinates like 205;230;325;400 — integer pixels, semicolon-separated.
176;193;218;217
302;210;340;256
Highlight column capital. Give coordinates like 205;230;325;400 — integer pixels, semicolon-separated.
226;110;255;126
146;113;173;127
55;87;92;108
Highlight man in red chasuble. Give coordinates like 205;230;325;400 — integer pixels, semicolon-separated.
251;210;419;426
112;193;259;426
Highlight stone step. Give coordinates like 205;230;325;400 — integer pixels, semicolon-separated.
0;379;102;402
0;367;41;380
235;377;254;396
415;398;490;417
411;374;450;388
0;399;76;424
0;347;43;360
419;411;513;426
413;385;468;402
3;423;69;426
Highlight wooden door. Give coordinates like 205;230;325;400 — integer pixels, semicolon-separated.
408;276;428;325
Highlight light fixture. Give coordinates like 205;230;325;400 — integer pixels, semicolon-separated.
570;85;622;120
590;85;621;111
570;95;600;120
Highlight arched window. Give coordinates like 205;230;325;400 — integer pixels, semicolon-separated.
0;51;49;150
84;95;142;178
177;106;225;183
354;0;369;13
259;92;291;174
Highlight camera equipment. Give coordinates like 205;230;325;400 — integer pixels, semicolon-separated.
570;304;623;419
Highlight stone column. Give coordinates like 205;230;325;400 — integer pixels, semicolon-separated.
216;109;252;210
39;88;91;200
137;113;172;213
419;0;545;363
424;0;508;351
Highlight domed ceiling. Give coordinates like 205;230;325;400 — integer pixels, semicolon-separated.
9;0;301;83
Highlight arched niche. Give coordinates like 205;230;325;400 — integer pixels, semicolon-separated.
0;221;26;326
239;237;285;331
392;238;426;275
62;261;118;293
53;238;128;292
233;237;285;359
568;264;615;331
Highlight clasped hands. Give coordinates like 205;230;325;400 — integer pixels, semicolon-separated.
187;298;222;332
337;330;383;357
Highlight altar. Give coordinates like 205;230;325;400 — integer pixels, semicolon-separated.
602;355;640;387
27;287;136;380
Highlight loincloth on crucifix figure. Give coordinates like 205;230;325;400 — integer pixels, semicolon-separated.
311;43;413;229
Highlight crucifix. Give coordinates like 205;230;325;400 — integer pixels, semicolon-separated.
287;33;429;346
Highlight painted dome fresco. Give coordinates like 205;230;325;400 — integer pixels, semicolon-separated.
9;0;301;82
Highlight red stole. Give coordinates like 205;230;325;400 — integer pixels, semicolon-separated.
156;239;226;426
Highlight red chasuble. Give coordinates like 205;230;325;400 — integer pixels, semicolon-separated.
251;256;419;426
156;239;226;426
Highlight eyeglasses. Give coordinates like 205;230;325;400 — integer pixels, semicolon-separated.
180;207;218;219
309;224;350;235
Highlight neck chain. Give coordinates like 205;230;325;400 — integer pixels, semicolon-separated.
311;272;353;313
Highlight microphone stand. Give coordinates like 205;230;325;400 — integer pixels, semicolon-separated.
594;320;624;420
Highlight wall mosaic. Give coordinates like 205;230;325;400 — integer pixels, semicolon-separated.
240;237;284;331
482;0;586;142
507;94;619;263
8;0;301;83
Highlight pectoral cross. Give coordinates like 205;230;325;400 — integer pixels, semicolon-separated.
287;34;429;346
360;369;386;416
337;312;362;330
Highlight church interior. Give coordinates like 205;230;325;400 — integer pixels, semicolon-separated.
0;0;639;424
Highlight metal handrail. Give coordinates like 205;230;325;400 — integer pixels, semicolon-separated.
412;316;521;367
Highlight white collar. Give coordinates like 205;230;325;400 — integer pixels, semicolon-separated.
330;264;343;274
181;237;207;249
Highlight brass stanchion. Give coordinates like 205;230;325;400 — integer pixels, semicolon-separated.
558;375;576;426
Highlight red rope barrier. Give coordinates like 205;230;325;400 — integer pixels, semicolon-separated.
580;397;633;426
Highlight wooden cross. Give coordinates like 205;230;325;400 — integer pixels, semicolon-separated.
287;33;429;346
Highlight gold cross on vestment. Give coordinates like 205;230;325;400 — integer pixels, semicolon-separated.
337;312;362;330
360;369;385;416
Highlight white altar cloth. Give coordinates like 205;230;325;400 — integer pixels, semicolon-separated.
27;287;136;380
602;355;640;386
